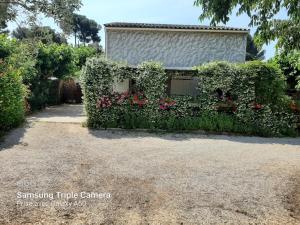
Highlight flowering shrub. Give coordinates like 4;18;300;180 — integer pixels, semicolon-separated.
81;57;297;136
96;96;112;109
130;92;148;107
196;61;296;136
159;97;176;110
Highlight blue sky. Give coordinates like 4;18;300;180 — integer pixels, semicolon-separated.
9;0;288;59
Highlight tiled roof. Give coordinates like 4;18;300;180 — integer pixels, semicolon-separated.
104;22;249;32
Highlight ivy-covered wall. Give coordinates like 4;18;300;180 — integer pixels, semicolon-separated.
81;57;297;137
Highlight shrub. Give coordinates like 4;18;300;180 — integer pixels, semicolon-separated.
20;43;77;110
239;61;287;106
136;62;167;100
81;57;297;137
136;62;167;128
0;35;17;59
36;43;75;80
81;57;128;127
196;62;243;111
0;35;26;131
272;50;300;89
73;46;98;72
195;61;296;136
0;62;26;131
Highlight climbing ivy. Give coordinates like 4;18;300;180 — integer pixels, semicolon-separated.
81;58;297;136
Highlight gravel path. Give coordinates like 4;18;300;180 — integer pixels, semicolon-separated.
0;105;300;225
27;104;86;124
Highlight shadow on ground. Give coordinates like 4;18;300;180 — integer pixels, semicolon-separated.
0;126;27;151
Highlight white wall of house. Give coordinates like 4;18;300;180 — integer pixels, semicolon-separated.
106;28;248;69
107;25;248;96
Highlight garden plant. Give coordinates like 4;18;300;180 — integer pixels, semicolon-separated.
0;34;98;134
81;57;298;137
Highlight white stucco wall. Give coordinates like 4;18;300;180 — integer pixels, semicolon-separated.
106;29;248;68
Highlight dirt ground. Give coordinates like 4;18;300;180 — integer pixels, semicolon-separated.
0;105;300;225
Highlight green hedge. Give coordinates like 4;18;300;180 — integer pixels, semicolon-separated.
5;36;99;111
0;35;26;131
0;66;25;131
81;58;297;137
196;61;296;136
0;35;100;133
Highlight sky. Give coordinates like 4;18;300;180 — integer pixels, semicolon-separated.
9;0;289;59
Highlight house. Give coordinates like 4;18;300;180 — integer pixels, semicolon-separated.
104;22;249;96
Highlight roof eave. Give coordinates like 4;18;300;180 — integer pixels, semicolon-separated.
105;26;250;34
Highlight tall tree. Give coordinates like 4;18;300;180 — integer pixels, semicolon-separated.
246;34;265;61
12;26;67;44
194;0;300;52
0;0;82;34
72;14;101;46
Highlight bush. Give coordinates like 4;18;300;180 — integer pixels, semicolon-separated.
22;43;76;110
73;46;98;72
196;61;296;136
136;62;167;100
272;50;300;89
0;35;17;59
81;57;297;137
36;43;75;80
81;57;120;127
0;62;25;131
240;61;287;106
0;35;26;131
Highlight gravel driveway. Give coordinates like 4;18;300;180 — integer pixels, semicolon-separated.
0;105;300;225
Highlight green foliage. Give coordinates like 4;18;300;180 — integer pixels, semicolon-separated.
0;69;25;131
1;34;98;111
196;61;296;136
246;34;265;61
12;26;67;44
73;46;98;71
80;57;116;127
81;57;297;136
22;43;76;110
158;111;253;133
0;36;26;131
272;50;300;89
0;34;17;58
194;0;300;52
36;43;75;79
72;14;101;45
240;61;287;106
0;0;82;34
137;62;167;100
196;62;242;111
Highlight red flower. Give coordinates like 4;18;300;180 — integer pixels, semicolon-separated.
97;95;112;109
290;101;299;112
131;92;148;107
115;92;129;105
159;98;176;110
252;102;263;110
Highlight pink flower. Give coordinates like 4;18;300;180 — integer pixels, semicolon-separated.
159;98;176;110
